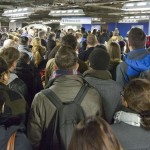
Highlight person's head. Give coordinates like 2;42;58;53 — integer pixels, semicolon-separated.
31;37;41;47
89;47;110;70
20;36;29;45
75;32;83;43
18;52;30;64
108;42;121;61
38;30;46;39
0;56;10;85
48;32;56;41
3;39;16;48
123;78;150;130
86;34;97;47
55;45;78;70
61;34;77;50
113;28;119;36
69;116;123;150
128;28;146;50
0;47;20;72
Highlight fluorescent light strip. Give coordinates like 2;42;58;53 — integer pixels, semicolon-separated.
49;9;85;16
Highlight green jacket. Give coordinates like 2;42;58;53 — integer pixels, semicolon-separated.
27;75;103;150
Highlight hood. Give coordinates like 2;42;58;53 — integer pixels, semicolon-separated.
83;69;112;80
7;73;18;85
124;48;150;76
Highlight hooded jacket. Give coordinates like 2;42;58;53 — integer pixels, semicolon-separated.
116;48;150;87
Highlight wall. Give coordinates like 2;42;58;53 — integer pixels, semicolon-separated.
82;24;103;32
108;22;149;37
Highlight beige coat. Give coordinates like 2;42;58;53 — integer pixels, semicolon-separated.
27;75;103;150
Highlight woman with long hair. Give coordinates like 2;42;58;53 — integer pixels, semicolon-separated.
108;42;122;80
69;116;123;150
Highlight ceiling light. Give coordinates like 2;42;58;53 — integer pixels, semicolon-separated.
122;2;150;11
3;7;34;17
49;9;85;16
125;3;135;7
137;2;147;6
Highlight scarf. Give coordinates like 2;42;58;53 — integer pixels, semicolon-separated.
49;69;80;80
114;111;141;127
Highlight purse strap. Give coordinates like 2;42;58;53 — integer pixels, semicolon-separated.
6;132;16;150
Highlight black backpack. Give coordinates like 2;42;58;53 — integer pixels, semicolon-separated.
41;83;89;150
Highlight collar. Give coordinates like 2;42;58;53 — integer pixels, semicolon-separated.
114;110;141;127
83;69;112;80
50;69;80;80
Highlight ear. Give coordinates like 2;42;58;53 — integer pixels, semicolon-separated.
122;99;128;108
127;40;132;51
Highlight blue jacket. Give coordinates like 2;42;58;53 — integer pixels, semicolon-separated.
116;48;150;87
0;125;32;150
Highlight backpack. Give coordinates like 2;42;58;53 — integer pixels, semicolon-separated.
41;83;89;150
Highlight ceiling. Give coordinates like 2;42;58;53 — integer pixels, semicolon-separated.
0;0;149;24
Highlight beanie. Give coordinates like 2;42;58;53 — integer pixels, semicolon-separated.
89;48;110;70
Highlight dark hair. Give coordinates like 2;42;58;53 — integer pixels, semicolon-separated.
108;42;121;61
55;46;78;69
48;32;56;40
0;47;20;68
20;36;28;45
0;56;9;77
18;52;30;64
61;34;77;50
89;48;110;70
124;78;150;130
69;116;123;150
128;28;146;50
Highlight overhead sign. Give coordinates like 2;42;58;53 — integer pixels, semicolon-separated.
61;17;91;25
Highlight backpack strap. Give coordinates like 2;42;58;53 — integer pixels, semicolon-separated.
42;89;63;109
42;83;89;107
74;84;89;105
6;132;16;150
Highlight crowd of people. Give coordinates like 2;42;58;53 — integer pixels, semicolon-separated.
0;26;150;150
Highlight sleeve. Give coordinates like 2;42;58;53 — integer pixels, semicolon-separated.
116;62;128;88
15;132;33;150
27;95;43;150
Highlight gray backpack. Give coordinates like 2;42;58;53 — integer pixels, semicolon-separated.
41;84;89;150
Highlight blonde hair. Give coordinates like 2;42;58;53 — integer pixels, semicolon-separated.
31;37;46;67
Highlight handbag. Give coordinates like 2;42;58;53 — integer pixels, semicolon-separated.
6;132;16;150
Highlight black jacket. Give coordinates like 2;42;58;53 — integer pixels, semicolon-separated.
7;73;31;106
0;82;28;124
15;62;43;104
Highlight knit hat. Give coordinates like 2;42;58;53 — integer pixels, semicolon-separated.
89;48;110;70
